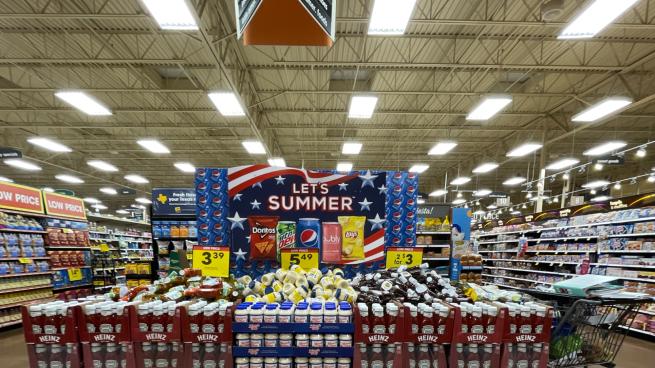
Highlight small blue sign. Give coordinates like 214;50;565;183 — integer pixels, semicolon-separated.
152;188;196;217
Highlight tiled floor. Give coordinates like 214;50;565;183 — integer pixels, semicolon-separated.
0;328;653;367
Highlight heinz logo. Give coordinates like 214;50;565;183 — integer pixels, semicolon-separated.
515;335;536;343
345;231;358;238
93;334;116;342
367;335;389;343
466;334;488;343
145;333;167;341
417;335;439;343
196;334;220;343
38;335;61;343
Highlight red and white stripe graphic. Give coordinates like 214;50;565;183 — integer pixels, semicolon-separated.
342;229;385;264
227;165;356;197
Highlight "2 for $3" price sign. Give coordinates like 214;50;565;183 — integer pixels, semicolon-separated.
280;248;319;271
385;247;424;269
192;246;230;277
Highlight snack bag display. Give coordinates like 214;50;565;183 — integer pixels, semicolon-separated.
249;216;279;259
338;216;366;260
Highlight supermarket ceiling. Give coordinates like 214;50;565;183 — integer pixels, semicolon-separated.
2;0;655;211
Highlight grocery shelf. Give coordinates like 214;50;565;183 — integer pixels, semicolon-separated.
478;250;518;253
45;246;91;250
51;266;91;271
415;244;450;248
531;236;598;242
482;282;526;291
0;320;22;329
598;250;653;254
619;326;655;337
616;276;655;283
481;273;557;285
608;233;655;238
475;216;655;238
0;257;50;261
525;250;595;254
638;309;655;316
485;259;583;266
90;238;152;244
87;213;150;226
594;264;655;270
0;228;46;234
0;284;52;294
0;208;88;222
0;297;55;310
423;257;449;261
154;237;197;240
485;266;576;276
52;283;93;292
0;271;52;278
478;239;520;245
416;231;450;235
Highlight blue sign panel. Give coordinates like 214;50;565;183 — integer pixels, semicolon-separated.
152;188;196;217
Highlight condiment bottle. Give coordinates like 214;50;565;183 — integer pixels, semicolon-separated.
278;305;292;323
188;304;202;334
468;344;480;368
516;343;529;368
338;303;352;323
309;358;323;368
279;333;293;347
482;344;494;368
309;303;324;324
371;304;386;334
386;304;399;334
250;333;264;348
507;304;518;334
203;343;217;368
459;304;469;333
437;305;450;335
278;358;291;368
264;304;278;323
324;303;337;323
49;344;65;368
42;306;58;335
534;306;546;334
235;357;249;368
234;304;249;323
470;306;484;334
485;306;498;334
338;333;352;347
105;343;119;368
295;358;309;368
296;333;309;347
420;306;435;334
202;304;218;333
151;304;165;333
531;343;543;368
29;305;44;334
294;303;309;323
455;344;465;368
324;358;337;368
310;334;324;348
324;333;338;347
417;344;430;368
337;358;351;368
155;343;170;368
114;303;125;334
249;304;264;323
406;304;419;334
264;333;278;347
250;357;264;368
407;343;417;368
370;344;384;368
90;343;103;368
358;304;370;334
138;304;151;332
519;306;532;334
165;302;176;333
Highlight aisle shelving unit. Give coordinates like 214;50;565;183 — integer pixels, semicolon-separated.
475;200;655;338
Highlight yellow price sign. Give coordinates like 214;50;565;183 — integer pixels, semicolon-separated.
99;244;110;252
186;253;193;260
280;248;319;271
68;268;83;281
192;246;230;277
385;247;423;269
18;258;33;264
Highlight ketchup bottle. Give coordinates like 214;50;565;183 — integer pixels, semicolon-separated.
202;304;218;334
142;343;154;368
43;306;59;335
420;307;435;334
470;306;484;334
459;304;469;334
151;304;165;333
170;342;180;368
516;344;529;368
467;344;480;368
360;345;369;368
34;344;48;368
138;303;151;332
384;344;395;368
90;343;104;367
114;303;125;334
191;343;202;368
371;304;386;334
166;302;176;333
155;343;170;368
49;344;65;368
485;306;498;335
85;304;98;333
417;344;430;368
506;344;515;368
28;305;44;334
203;343;218;368
370;344;384;368
120;343;128;368
188;304;202;334
406;304;419;334
407;344;417;368
217;305;227;334
99;304;114;333
534;306;546;334
105;343;119;368
386;304;399;334
482;344;494;368
454;344;465;368
358;304;370;334
519;307;532;334
507;304;518;334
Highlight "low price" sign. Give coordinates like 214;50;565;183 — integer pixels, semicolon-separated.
280;248;319;271
192;246;230;277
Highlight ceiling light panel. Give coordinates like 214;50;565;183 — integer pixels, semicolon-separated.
368;0;417;35
546;158;580;171
474;189;492;197
452;198;466;205
242;140;266;155
87;160;119;172
409;164;429;173
56;174;84;184
136;197;152;204
174;162;196;173
428;141;457;155
336;162;353;172
342;142;363;155
450;177;471;186
208;92;246;116
27;138;72;153
559;0;639;39
572;97;632;122
503;176;527;186
582;180;610;189
100;187;118;195
348;96;378;119
466;95;513;121
0;176;13;183
583;141;627;156
55;91;112;116
4;159;42;171
125;174;149;184
472;162;498;173
267;158;286;167
141;0;199;30
506;143;543;157
429;189;447;197
137;139;170;154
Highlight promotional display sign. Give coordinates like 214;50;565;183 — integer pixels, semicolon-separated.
0;147;21;159
67;268;83;282
192;246;230;277
195;166;418;271
43;191;86;220
0;182;44;214
236;0;336;46
280;248;319;270
417;205;450;232
152;188;196;217
450;208;472;281
385;247;423;269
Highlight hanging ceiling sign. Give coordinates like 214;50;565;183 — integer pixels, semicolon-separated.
593;156;624;165
236;0;335;46
0;147;21;159
488;192;508;199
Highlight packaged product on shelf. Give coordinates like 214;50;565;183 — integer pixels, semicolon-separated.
249;216;279;260
338;216;365;260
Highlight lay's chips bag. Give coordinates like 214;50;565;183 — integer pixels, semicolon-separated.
338;216;366;260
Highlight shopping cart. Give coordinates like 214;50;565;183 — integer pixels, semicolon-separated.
523;290;652;368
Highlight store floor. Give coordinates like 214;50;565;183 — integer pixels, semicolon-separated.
0;328;653;367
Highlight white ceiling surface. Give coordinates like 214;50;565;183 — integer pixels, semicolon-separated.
1;0;655;209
